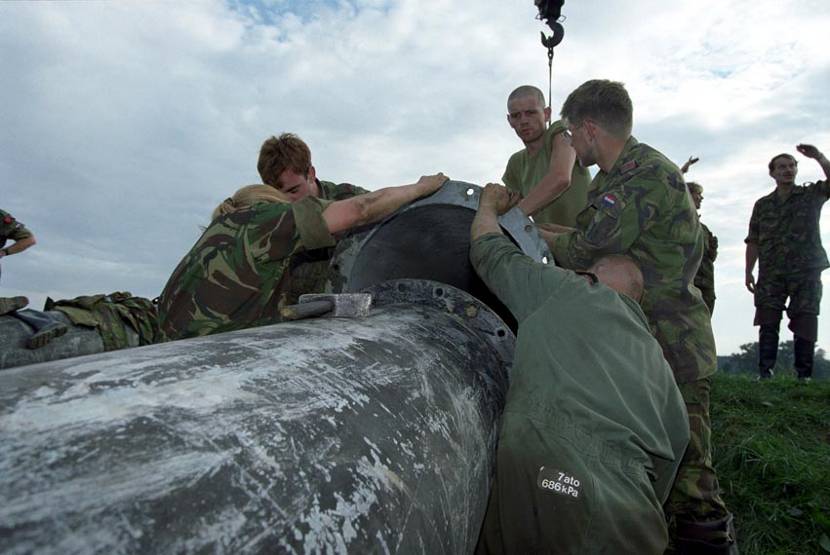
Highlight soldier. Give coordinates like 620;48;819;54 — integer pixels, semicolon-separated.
0;209;69;348
543;80;735;553
745;144;830;380
158;174;448;340
0;208;37;315
502;85;592;226
257;133;369;202
257;133;370;302
688;182;718;315
471;184;689;554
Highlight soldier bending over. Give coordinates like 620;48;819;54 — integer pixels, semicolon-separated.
471;183;689;554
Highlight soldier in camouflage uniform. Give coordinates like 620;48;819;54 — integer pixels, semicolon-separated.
544;80;735;554
688;182;718;315
158;174;447;340
502;85;592;226
45;292;160;350
745;144;830;380
257;133;370;303
0;209;70;348
0;208;37;315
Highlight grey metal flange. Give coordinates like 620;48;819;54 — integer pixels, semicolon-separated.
327;180;552;329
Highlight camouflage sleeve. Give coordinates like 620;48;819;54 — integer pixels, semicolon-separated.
745;201;760;244
291;197;336;250
0;211;33;241
812;179;830;199
470;232;564;322
332;182;369;200
549;182;651;269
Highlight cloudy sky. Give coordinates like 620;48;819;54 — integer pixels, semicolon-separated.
2;0;829;356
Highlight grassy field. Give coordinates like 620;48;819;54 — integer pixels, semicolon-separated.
711;373;830;554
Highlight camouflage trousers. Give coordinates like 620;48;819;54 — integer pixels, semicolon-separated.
754;271;822;319
665;376;728;522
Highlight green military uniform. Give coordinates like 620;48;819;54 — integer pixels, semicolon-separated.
471;233;688;554
158;196;335;340
45;292;159;350
317;179;368;201
746;179;829;377
283;179;369;303
502;120;592;226
549;137;728;529
694;222;718;315
0;209;33;283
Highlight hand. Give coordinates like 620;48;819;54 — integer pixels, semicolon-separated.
745;272;755;294
480;183;520;215
680;156;699;174
416;173;449;195
796;144;823;160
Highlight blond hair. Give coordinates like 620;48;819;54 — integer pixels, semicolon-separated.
212;184;290;220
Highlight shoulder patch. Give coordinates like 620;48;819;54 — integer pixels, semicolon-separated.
601;193;618;209
3;215;13;225
620;160;638;173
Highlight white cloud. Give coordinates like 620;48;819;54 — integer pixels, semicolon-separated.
2;0;830;355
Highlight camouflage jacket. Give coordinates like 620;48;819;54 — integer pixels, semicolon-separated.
46;292;160;351
550;137;716;383
745;181;830;277
317;179;368;201
694;221;717;306
0;209;33;249
158;196;335;340
282;180;369;302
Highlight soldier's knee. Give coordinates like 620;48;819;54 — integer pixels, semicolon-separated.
788;314;818;342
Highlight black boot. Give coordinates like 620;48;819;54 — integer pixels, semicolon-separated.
757;324;779;379
794;335;815;380
676;513;739;555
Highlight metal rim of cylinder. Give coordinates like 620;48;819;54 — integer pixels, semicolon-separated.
364;278;515;372
327;180;553;305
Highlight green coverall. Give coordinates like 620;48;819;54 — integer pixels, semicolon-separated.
472;233;689;554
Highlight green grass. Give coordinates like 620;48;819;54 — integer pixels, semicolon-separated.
711;373;830;554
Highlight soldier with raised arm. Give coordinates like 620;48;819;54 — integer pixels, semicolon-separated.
502;85;591;226
745;144;830;380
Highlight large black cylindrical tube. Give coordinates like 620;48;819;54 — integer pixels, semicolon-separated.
0;281;512;554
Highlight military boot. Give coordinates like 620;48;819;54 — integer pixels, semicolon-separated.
757;324;779;379
0;296;29;316
794;336;815;380
26;321;69;349
675;513;738;555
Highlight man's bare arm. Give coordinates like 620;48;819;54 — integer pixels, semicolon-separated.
517;132;576;217
0;235;36;258
323;173;448;234
796;144;830;181
680;156;699;174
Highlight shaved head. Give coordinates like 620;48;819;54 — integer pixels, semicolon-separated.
588;255;644;302
507;85;546;110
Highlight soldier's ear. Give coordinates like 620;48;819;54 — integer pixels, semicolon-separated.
307;165;316;181
544;106;552;123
